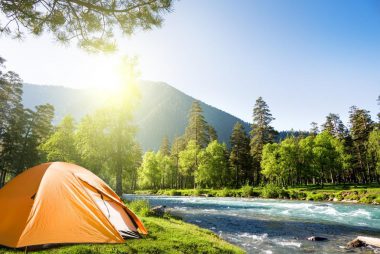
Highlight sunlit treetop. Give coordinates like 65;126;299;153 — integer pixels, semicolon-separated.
0;0;173;52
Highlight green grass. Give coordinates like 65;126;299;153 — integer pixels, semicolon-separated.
0;201;244;254
135;184;380;205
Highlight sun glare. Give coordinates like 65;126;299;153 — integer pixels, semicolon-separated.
85;54;141;110
90;55;123;92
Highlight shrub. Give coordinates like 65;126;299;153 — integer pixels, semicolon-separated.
360;194;377;204
169;189;181;196
288;190;305;199
240;184;254;197
279;189;290;199
261;184;283;198
193;189;205;196
334;192;343;201
126;199;152;217
306;193;328;201
251;190;261;197
345;192;359;200
217;188;233;197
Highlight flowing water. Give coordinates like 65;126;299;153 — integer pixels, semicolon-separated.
124;195;380;254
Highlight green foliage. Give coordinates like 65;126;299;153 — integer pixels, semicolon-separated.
138;151;176;190
159;136;171;156
0;58;55;186
349;106;374;183
261;184;286;199
138;151;161;189
306;193;328;201
196;141;230;188
40;115;79;163
230;122;252;187
288;190;306;200
321;113;347;140
216;188;234;197
125;199;153;217
178;140;200;188
0;0;173;52
240;184;254;197
184;101;211;148
368;129;380;175
169;189;182;196
250;97;277;185
261;143;281;183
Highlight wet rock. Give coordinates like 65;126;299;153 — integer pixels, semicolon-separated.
307;236;328;241
356;236;380;248
150;205;166;217
347;238;365;248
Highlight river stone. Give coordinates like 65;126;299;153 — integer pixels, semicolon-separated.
150;205;166;217
347;238;365;248
307;236;328;241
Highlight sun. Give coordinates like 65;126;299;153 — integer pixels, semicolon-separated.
84;54;141;110
88;54;123;92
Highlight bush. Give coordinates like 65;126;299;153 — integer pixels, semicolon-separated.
217;188;233;197
193;188;205;196
306;193;328;201
261;184;283;198
169;189;181;196
334;192;344;201
345;192;359;200
278;189;289;199
360;194;377;204
126;199;153;217
288;190;306;199
240;184;254;197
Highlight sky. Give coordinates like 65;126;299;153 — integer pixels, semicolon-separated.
0;0;379;131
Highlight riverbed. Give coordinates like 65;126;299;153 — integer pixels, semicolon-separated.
124;195;380;254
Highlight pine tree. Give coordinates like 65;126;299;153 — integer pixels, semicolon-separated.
230;122;251;187
185;101;209;148
349;106;374;183
208;124;218;142
310;122;319;136
250;97;277;185
322;113;347;140
159;135;171;156
171;136;186;188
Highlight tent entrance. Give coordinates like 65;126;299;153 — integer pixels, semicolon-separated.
77;177;141;239
93;195;140;239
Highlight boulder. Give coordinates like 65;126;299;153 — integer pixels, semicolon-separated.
357;236;380;248
150;205;166;217
307;236;328;241
347;238;365;248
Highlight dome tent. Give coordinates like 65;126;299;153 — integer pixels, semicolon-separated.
0;162;147;248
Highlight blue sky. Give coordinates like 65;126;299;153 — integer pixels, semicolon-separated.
0;0;379;130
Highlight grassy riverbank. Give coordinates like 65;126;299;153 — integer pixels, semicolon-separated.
134;184;380;205
0;201;244;254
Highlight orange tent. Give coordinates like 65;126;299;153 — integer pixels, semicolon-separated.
0;162;147;248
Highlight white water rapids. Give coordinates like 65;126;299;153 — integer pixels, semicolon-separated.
125;195;380;253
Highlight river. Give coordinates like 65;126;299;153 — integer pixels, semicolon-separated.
124;195;380;254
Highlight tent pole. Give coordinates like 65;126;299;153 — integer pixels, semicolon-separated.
24;246;28;254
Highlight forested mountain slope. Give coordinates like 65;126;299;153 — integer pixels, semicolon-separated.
23;82;251;150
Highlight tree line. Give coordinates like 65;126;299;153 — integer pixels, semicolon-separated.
139;98;380;190
1;56;380;193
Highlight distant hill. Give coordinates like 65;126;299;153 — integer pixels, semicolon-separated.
23;82;251;150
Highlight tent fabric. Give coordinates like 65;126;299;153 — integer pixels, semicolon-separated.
0;162;147;248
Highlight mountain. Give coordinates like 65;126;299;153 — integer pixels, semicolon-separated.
22;82;251;150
